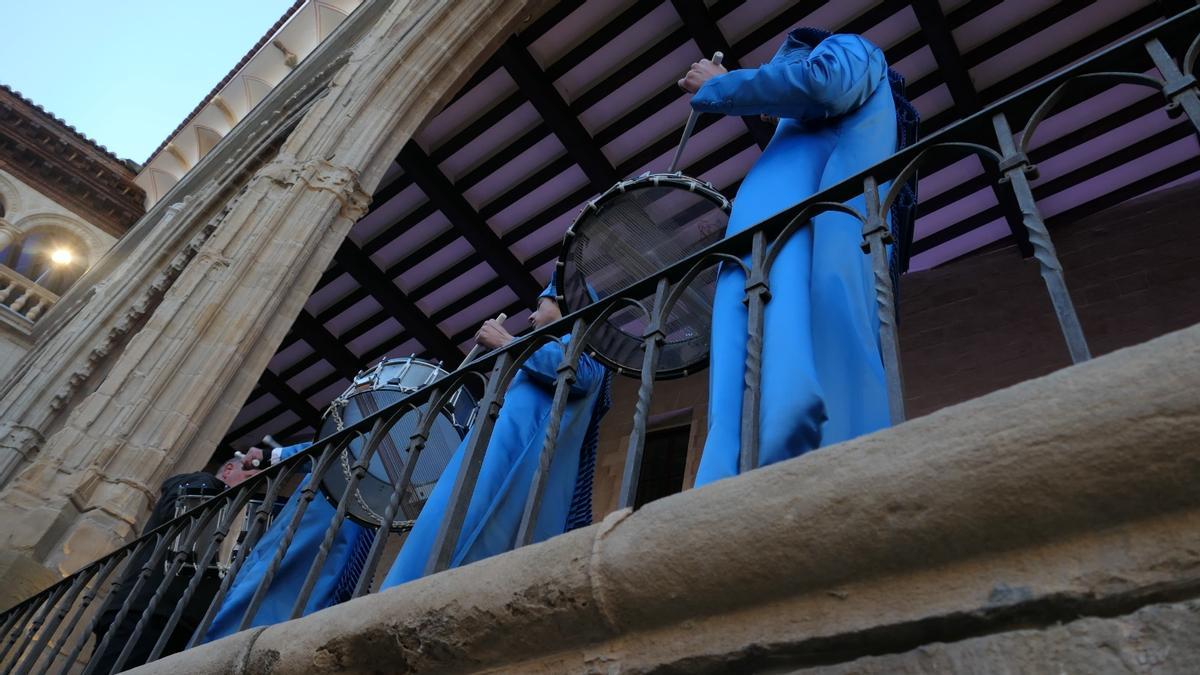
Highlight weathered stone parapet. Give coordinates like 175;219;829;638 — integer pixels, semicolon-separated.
128;321;1200;674
789;598;1200;674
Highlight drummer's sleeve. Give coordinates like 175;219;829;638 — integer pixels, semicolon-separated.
519;342;601;398
690;33;886;120
271;441;313;465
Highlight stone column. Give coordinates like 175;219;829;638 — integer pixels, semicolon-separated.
0;0;551;577
0;219;19;251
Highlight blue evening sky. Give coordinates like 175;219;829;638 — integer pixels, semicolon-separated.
0;0;297;163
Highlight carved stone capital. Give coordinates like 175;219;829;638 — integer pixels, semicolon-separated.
0;218;19;249
259;156;371;221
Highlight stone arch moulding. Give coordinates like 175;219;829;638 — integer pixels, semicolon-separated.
13;213;101;267
0;171;25;218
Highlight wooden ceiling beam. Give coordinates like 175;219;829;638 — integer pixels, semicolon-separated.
498;38;618;187
396;140;543;302
912;0;1033;257
292;309;362;375
334;238;465;364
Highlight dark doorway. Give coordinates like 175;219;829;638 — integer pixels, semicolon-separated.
634;424;691;509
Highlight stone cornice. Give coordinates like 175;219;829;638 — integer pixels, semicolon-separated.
0;86;144;237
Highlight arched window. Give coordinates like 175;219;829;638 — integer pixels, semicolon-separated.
0;229;86;295
0;197;6;219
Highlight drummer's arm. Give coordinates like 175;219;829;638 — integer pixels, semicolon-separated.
519;342;604;398
273;442;312;465
689;34;885;120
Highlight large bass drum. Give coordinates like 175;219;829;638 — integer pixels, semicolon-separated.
555;172;730;378
317;356;477;530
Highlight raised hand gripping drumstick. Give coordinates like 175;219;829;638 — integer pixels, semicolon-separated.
459;312;509;368
234;434;284;468
667;51;723;174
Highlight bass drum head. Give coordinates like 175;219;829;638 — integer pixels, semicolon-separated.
556;173;729;379
317;388;467;530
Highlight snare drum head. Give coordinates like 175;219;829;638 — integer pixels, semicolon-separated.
317;384;476;530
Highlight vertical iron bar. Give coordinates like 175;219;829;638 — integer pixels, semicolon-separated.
739;231;770;473
188;467;295;647
109;507;216;674
1145;38;1200;137
993;112;1091;364
81;529;178;675
50;553;125;675
237;441;343;631
289;417;391;619
516;319;587;547
0;600;41;669
618;278;670;510
425;352;515;575
350;396;442;599
147;489;253;662
8;585;68;673
862;177;907;425
0;603;25;642
14;566;93;675
0;603;29;663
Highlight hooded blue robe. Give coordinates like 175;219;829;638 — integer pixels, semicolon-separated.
202;442;373;642
692;29;917;486
382;285;610;588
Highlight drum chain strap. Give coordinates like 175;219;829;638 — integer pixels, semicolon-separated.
330;396;414;532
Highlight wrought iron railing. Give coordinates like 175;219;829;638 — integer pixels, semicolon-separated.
3;7;1200;673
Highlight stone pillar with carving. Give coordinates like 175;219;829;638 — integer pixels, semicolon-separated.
0;0;550;583
0;218;18;251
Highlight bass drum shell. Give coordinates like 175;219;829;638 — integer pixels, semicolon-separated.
317;357;477;530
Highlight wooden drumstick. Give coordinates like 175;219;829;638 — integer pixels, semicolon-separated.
235;434;283;468
233;451;260;468
461;312;508;366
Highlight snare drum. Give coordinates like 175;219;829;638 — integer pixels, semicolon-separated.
226;495;289;566
317;356;478;530
167;488;288;576
166;486;226;576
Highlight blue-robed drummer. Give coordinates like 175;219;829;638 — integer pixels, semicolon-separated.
200;441;373;642
680;28;919;486
381;281;611;589
203;280;609;636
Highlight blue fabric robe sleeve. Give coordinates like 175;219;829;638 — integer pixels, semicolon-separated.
272;441;313;470
690;34;886;120
517;341;603;398
279;442;311;460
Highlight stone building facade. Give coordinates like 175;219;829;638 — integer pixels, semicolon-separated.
0;85;144;376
